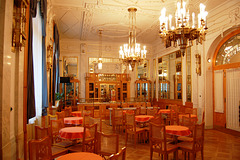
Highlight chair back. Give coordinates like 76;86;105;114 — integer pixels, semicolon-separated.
181;116;197;133
50;119;64;143
47;114;57;127
83;123;98;153
192;122;205;151
109;147;127;160
35;126;49;140
83;114;91;126
147;109;157;116
170;109;179;125
97;132;119;157
150;115;163;125
135;107;140;115
56;111;65;120
29;136;52;160
125;113;136;132
149;123;167;152
63;106;72;117
90;117;102;132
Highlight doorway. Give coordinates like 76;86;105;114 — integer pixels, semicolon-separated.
100;84;116;102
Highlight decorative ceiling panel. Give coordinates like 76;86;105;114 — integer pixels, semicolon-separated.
51;0;229;44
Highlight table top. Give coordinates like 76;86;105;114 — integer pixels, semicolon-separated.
158;109;173;114
135;115;154;122
59;127;89;140
71;111;82;117
58;152;103;160
165;125;191;137
64;117;83;125
108;107;136;110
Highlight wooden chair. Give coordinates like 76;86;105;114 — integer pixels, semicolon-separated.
147;109;158;116
140;103;147;115
83;114;91;126
29;136;52;160
35;126;49;140
56;111;65;120
108;146;127;160
135;107;141;115
170;109;179;125
62;106;72;117
125;113;145;147
33;127;68;159
90;117;102;132
97;132;119;159
178;122;205;160
82;123;98;153
50;119;72;148
178;116;197;142
85;106;95;117
47;114;57;127
112;108;124;133
149;123;178;160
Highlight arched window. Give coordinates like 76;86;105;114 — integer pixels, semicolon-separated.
215;33;240;66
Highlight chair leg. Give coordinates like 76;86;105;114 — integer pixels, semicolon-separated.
150;147;153;160
134;134;137;147
201;149;204;160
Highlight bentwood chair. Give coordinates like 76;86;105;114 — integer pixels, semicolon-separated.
108;146;127;160
62;106;72;117
178;122;205;160
112;108;124;133
149;123;178;160
178;116;197;142
125;113;145;147
33;127;68;159
97;132;119;159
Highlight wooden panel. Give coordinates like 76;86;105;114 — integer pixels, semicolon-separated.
214;112;226;127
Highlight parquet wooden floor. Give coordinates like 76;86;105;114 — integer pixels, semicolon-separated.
102;121;240;160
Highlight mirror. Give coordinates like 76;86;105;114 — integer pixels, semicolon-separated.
137;59;149;79
158;50;182;100
63;56;78;78
186;47;192;102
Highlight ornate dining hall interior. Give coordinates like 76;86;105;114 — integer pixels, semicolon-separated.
1;0;240;159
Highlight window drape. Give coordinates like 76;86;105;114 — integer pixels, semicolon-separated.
27;0;37;121
214;70;224;113
40;0;48;116
226;68;240;131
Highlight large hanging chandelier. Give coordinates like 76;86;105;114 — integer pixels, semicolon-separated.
119;8;147;71
159;0;208;56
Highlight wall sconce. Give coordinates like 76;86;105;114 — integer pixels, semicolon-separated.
195;54;201;76
207;58;211;63
47;45;53;71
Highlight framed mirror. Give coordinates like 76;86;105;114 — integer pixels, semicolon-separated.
137;59;149;79
158;50;182;100
62;56;78;78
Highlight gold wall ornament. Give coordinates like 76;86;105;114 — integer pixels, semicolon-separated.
195;53;201;76
12;0;28;52
47;45;53;71
159;0;208;56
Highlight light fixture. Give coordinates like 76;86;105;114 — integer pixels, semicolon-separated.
207;58;211;63
159;0;208;56
98;29;103;70
119;7;147;71
195;53;201;75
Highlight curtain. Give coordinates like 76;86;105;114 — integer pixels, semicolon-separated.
214;70;224;113
40;0;48;116
226;68;240;131
27;0;37;121
52;24;60;106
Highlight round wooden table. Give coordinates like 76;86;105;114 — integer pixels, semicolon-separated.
165;125;191;137
64;117;83;125
71;111;82;117
135;115;154;122
59;127;89;140
158;109;174;114
57;152;103;160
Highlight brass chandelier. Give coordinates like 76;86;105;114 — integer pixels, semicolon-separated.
159;0;208;56
119;8;147;71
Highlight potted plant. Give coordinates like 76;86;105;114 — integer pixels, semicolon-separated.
55;92;63;108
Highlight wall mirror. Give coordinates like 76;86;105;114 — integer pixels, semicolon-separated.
158;50;182;100
137;59;149;79
186;47;192;102
63;56;78;78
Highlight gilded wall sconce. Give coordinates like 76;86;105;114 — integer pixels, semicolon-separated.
195;54;201;76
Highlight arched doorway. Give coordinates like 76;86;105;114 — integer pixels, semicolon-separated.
213;29;240;131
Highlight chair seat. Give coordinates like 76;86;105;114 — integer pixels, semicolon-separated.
178;141;193;150
178;136;193;142
68;143;83;153
152;143;178;152
51;146;68;159
53;140;73;148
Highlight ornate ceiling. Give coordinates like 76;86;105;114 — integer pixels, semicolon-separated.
51;0;227;45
